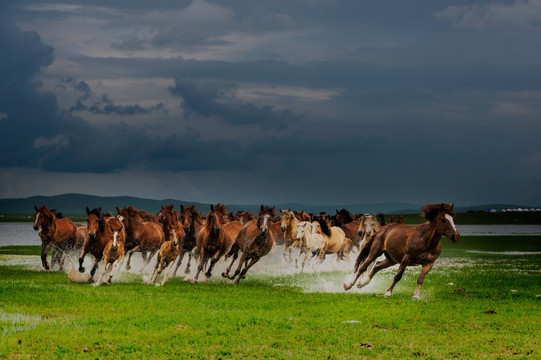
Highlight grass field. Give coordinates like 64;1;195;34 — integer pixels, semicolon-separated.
1;236;540;359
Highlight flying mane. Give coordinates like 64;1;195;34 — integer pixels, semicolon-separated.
315;216;332;237
421;203;455;221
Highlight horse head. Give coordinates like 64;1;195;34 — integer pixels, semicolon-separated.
180;205;201;234
280;209;294;232
206;204;226;235
422;203;460;243
362;215;380;238
257;205;276;233
86;207;102;240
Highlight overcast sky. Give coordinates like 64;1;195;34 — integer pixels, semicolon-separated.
1;0;540;206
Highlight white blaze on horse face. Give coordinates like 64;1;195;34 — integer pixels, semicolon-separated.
113;231;118;247
34;213;40;229
445;214;458;233
117;215;124;222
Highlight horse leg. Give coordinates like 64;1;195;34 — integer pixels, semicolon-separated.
222;249;239;278
189;250;206;284
141;249;158;273
96;258;109;285
229;252;248;280
295;247;304;269
125;245;140;271
185;250;194;274
41;241;53;270
78;245;89;273
357;256;396;288
301;250;311;273
205;250;223;279
343;251;382;290
412;262;435;300
235;257;260;284
172;248;186;276
385;256;411;298
160;261;176;286
150;255;162;284
89;256;101;280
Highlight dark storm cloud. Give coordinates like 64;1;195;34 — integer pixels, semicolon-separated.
168;78;297;129
69;93;166;116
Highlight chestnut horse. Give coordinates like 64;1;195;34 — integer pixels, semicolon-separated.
335;209;363;250
280;209;301;262
157;204;181;241
173;204;204;276
188;204;242;283
79;207;126;280
116;206;165;271
224;206;276;284
150;223;183;286
343;203;460;300
95;222;125;285
33;206;77;270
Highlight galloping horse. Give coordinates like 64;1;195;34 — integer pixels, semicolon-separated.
189;204;242;283
33;206;77;270
280;209;301;262
173;204;204;276
116;206;165;271
343;203;460;300
157;204;181;241
295;221;325;272
79;207;126;280
95;221;125;285
150;223;183;286
354;214;381;273
335;209;363;250
224;206;276;284
312;215;348;261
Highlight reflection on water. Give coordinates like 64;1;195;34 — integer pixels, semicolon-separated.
1;223;541;247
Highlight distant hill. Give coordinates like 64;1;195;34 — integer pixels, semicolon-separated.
0;193;537;217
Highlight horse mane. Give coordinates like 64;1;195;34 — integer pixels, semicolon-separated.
213;203;227;216
87;207;102;217
336;209;354;223
258;205;276;219
315;216;332;237
421;203;455;221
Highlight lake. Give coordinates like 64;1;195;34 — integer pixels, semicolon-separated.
1;223;541;246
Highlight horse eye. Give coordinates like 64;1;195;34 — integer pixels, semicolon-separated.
441;218;446;222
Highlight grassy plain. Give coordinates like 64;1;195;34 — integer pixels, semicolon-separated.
1;236;540;359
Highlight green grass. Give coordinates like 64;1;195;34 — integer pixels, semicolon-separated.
1;236;540;359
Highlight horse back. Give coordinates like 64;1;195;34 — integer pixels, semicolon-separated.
221;221;243;247
234;220;258;251
380;223;418;262
324;226;346;254
54;218;77;244
269;221;284;245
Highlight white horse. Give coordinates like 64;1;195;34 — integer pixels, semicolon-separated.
295;222;325;272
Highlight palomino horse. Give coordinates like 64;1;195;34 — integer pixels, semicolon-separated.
95;223;125;285
116;207;165;271
79;207;126;280
173;204;204;276
150;223;183;286
33;206;77;270
353;214;381;273
189;204;242;283
343;203;460;300
224;206;276;284
312;215;348;261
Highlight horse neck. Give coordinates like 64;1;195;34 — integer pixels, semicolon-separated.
126;216;144;237
42;215;57;238
286;215;298;235
420;221;442;249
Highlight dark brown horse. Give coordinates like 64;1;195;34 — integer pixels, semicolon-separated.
33;206;77;270
224;206;276;284
343;203;460;300
173;204;204;276
188;204;242;283
79;207;126;280
335;209;363;250
116;206;165;271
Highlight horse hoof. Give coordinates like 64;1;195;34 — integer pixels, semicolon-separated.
78;266;85;273
343;282;350;291
125;265;131;271
221;272;228;278
412;295;420;301
185;268;190;274
384;291;392;298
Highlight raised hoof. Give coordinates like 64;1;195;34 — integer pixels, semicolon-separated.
221;272;228;278
343;282;351;291
78;266;85;273
185;268;190;274
125;264;131;271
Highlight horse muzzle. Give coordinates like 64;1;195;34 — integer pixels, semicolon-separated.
449;232;459;243
33;225;41;231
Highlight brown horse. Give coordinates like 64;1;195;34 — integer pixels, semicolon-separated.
188;204;242;283
150;223;183;286
335;209;363;250
173;204;204;276
280;209;301;262
95;222;125;285
33;206;77;270
343;203;460;300
157;204;181;241
79;207;127;280
116;206;165;271
224;206;276;284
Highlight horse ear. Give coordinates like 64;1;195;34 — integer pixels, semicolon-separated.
260;205;265;212
180;204;184;211
35;206;39;212
116;206;120;213
86;207;91;215
210;204;214;211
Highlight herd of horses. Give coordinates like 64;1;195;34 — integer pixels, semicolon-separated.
32;202;459;299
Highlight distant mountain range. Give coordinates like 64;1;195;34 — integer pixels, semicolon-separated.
0;193;537;216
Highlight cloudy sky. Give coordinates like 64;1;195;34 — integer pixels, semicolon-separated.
1;0;540;206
